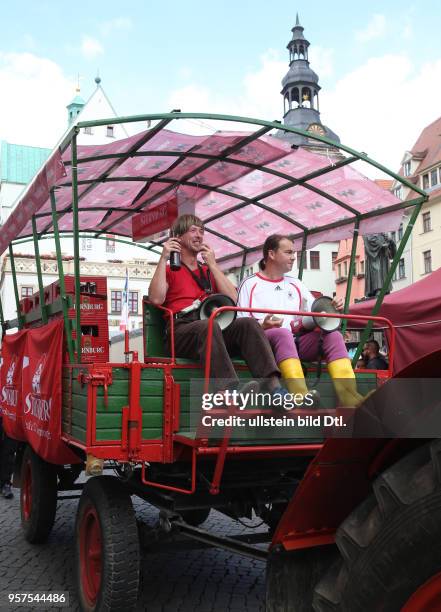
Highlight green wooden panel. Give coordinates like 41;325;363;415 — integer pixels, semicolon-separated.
95;428;162;441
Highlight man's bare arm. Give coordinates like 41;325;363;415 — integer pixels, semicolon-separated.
148;238;181;305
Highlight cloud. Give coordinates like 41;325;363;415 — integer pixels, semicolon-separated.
322;54;441;173
80;36;104;59
355;14;386;43
99;17;133;37
0;52;73;148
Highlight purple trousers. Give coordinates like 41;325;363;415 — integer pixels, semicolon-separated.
265;328;348;364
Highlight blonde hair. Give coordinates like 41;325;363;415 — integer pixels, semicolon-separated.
171;214;204;237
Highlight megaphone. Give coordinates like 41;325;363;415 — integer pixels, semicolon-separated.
199;294;237;330
300;296;341;333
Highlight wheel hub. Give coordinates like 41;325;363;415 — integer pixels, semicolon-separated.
79;504;103;606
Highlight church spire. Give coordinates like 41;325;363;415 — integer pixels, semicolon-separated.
277;16;340;148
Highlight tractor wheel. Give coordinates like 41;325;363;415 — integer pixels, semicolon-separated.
180;507;211;526
313;441;441;611
75;476;140;612
20;445;58;544
266;544;336;612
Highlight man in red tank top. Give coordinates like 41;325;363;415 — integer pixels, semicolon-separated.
148;215;281;392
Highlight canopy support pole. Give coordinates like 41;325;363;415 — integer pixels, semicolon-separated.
0;293;5;339
239;250;247;282
341;219;360;334
352;201;423;366
71;129;81;363
9;244;24;329
51;190;75;363
31;216;48;325
298;232;308;281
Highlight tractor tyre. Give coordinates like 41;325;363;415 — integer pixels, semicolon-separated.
313;440;441;611
266;544;336;612
75;476;140;612
20;445;58;544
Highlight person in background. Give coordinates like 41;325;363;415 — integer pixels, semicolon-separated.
0;419;17;499
361;339;389;370
237;234;363;407
148;214;282;395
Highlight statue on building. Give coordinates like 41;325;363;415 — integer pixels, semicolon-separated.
363;233;397;297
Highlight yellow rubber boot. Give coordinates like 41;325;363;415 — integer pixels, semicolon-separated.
327;358;363;407
279;358;309;396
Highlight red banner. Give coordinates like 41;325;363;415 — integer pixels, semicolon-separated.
21;319;79;464
132;197;178;242
0;329;27;441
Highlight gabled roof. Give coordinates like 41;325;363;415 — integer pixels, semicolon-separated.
0;141;51;184
409;115;441;173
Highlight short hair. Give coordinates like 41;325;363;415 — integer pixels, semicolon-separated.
259;234;292;270
366;339;380;353
171;214;204;237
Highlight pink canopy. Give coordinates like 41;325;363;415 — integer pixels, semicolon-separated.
0;120;406;266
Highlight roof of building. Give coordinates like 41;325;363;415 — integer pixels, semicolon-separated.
374;179;393;190
410;115;441;173
0;141;51;184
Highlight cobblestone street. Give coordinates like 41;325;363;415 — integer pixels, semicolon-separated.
0;486;267;612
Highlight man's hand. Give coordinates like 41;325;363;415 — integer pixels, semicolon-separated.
332;296;344;312
161;237;182;260
199;243;217;268
261;314;283;330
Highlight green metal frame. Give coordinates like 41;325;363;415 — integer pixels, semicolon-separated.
0;111;427;365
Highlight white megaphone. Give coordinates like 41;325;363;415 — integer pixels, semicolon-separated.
299;296;341;333
199;294;237;330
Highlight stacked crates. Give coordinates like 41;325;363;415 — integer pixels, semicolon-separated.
51;276;109;363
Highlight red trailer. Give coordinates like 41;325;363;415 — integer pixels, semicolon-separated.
0;112;435;612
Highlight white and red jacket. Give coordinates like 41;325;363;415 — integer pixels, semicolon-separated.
237;272;315;329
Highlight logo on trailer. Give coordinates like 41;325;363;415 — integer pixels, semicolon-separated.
24;353;52;422
2;357;18;407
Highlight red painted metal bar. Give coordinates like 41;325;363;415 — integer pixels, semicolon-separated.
141;447;197;495
204;307;396;388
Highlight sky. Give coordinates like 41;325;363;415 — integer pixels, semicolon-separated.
1;0;441;174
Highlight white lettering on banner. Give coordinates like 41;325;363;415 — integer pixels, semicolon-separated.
24;394;52;422
140;206;168;226
24;419;51;440
82;346;104;354
80;303;104;310
1;387;18;407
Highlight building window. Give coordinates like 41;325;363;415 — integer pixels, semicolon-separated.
106;237;116;253
422;174;430;190
111;290;122;313
338;263;342;278
403;161;411;177
21;286;33;298
331;251;338;270
106;125;114;138
390;230;396;243
423;250;432;274
399;258;405;279
310;251;320;270
343;261;348;277
431;169;438;187
422;211;432;233
129;291;138;314
394;186;402;199
297;251;307;269
360;260;364;275
84;126;93;135
398;223;403;241
81;237;92;251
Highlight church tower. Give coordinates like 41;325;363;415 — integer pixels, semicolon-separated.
278;15;340;149
66;87;85;126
